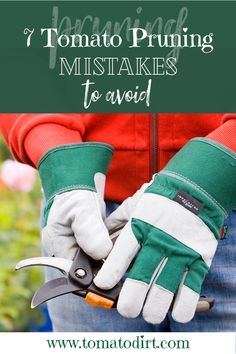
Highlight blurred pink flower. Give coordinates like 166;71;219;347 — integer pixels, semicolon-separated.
1;159;36;192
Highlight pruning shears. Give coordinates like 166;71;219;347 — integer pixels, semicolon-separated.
16;246;121;309
15;230;215;312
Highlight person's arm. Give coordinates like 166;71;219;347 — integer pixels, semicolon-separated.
207;114;236;151
0;114;113;261
0;114;85;166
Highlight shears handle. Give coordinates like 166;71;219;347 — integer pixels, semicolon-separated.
69;248;122;309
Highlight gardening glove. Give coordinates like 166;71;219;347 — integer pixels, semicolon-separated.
95;138;236;324
39;142;114;260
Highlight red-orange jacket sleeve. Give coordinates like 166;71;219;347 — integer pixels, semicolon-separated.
0;114;85;167
207;114;236;152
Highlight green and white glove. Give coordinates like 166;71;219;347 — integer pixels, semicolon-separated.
95;138;236;323
39;142;114;260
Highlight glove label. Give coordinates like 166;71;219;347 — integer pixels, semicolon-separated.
174;190;203;215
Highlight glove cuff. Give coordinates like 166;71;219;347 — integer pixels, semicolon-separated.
38;142;114;203
146;138;236;238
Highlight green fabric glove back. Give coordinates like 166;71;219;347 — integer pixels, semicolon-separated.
95;138;236;324
38;142;114;260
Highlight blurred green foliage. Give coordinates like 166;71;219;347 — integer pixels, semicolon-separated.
0;136;44;331
0;135;11;161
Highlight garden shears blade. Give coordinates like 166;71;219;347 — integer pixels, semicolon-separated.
16;247;122;310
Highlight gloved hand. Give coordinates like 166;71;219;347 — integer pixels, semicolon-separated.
95;138;236;323
39;142;114;260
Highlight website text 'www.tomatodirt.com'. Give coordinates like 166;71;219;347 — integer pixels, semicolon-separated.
46;335;190;350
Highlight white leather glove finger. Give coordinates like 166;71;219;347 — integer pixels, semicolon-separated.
42;189;112;260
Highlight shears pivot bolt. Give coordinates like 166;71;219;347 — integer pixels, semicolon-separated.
75;268;86;278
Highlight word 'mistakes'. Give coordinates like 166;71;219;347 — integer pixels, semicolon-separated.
59;57;177;77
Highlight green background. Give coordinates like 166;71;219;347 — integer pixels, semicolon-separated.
0;1;235;112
